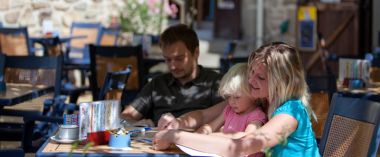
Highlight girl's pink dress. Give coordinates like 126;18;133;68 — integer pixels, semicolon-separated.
223;105;268;157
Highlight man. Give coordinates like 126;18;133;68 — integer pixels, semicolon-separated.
122;24;224;125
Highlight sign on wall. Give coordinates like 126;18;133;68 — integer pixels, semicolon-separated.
297;6;317;51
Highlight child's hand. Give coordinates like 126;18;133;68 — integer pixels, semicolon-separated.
196;124;212;134
157;113;179;130
153;129;175;150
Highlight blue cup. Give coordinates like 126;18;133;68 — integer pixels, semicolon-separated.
108;133;131;148
349;79;364;89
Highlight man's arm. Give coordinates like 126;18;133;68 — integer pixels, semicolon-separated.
157;101;227;130
121;105;143;121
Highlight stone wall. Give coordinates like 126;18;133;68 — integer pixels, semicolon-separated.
0;0;125;35
241;0;297;47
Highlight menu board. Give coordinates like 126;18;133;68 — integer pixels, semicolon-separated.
79;100;121;139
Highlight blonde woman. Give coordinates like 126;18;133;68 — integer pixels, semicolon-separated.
153;42;320;157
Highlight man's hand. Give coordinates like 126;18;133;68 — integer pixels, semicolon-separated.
157;113;179;130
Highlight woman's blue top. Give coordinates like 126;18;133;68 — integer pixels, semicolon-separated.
271;100;321;157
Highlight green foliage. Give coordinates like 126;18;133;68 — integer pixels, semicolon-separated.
119;0;172;35
69;141;94;157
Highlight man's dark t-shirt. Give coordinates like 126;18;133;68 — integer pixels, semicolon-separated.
129;66;223;125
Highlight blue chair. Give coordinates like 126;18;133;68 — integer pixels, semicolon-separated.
89;44;144;105
0;54;64;152
319;93;380;157
98;27;120;46
65;22;102;65
98;67;131;105
0;27;33;56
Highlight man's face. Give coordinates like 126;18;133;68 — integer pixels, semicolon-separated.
162;41;199;82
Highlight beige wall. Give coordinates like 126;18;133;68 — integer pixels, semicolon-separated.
0;0;125;35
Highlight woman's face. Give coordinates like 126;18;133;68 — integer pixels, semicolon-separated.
248;63;269;99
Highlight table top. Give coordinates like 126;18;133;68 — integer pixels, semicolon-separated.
36;131;188;157
0;83;54;106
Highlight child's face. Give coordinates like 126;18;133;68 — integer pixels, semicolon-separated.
248;63;269;99
227;95;255;114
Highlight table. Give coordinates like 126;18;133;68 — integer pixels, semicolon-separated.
0;83;54;107
0;83;55;152
337;82;380;102
36;131;188;157
30;35;86;56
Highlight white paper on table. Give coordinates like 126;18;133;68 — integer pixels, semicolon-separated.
176;144;221;157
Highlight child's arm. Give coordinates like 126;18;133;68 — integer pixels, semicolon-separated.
196;112;224;134
208;120;263;139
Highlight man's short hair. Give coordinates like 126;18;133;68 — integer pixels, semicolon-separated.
159;24;199;54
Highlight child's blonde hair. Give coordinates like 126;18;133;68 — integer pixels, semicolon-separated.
248;42;316;120
218;63;250;98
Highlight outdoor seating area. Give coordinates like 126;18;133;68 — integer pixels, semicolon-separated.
0;0;380;157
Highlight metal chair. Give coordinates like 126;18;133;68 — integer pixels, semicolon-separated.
89;44;144;105
319;93;380;157
0;27;33;56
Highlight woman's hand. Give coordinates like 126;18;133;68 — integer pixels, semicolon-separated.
153;129;176;150
157;113;179;130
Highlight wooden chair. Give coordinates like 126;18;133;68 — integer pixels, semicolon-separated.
89;45;144;105
0;27;32;56
319;93;380;157
0;54;63;152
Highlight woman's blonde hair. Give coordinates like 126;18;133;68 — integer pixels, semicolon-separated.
248;42;316;120
218;63;251;98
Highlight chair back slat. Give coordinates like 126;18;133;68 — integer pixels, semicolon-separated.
324;115;374;157
4;68;56;86
69;22;102;49
95;56;138;90
1;54;63;96
0;27;31;56
320;93;380;157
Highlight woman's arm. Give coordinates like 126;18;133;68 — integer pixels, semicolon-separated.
207;120;263;139
196;111;224;134
157;101;227;130
154;114;298;157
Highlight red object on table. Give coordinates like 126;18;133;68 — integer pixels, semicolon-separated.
87;131;110;145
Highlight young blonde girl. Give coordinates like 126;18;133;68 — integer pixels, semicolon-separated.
153;42;320;157
196;63;267;157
